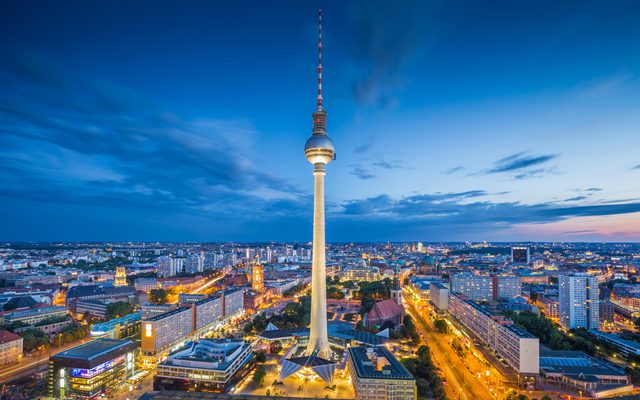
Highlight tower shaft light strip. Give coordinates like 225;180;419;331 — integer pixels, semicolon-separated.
304;9;335;359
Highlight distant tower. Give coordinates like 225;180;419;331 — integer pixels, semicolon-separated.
114;266;127;287
391;264;402;306
252;264;264;292
305;9;335;360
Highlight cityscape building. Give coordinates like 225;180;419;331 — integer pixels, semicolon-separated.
449;273;493;302
0;330;23;365
155;338;254;392
511;246;531;264
559;272;599;330
48;338;137;399
347;346;417;400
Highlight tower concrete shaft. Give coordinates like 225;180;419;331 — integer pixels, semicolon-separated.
306;165;331;358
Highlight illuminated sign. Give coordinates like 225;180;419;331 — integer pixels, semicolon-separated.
71;354;126;379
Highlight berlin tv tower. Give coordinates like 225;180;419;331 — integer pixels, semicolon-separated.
304;8;335;359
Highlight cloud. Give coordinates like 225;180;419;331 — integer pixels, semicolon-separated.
632;164;640;170
350;165;377;180
347;1;434;108
487;152;558;174
561;230;597;235
0;52;305;222
564;196;588;202
372;160;403;170
337;192;640;231
585;187;603;192
443;166;465;175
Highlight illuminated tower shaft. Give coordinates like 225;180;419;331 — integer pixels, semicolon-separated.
304;9;334;359
307;163;330;357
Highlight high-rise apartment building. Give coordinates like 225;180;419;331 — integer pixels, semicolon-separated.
492;274;522;300
511;246;531;264
449;273;492;302
559;272;599;330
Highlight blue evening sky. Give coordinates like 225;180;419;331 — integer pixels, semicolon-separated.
1;0;640;242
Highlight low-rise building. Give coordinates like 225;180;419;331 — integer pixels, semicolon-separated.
347;346;417;400
90;312;141;339
155;338;254;392
134;278;159;292
1;305;68;325
0;330;23;365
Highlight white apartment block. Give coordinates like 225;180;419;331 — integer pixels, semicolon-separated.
429;282;449;310
449;293;539;374
493;275;521;300
559;272;599;330
142;307;193;356
449;273;493;302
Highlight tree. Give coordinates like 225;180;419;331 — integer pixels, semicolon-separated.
105;301;135;320
271;341;283;355
255;350;267;363
149;289;169;304
21;329;50;351
253;365;266;385
433;319;448;334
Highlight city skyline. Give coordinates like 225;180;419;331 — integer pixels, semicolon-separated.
2;1;640;242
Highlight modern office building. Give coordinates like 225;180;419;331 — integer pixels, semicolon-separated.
492;274;522;300
429;282;449;311
347;346;417;400
48;338;137;399
0;330;23;365
511;246;530;264
155;338;254;392
559;272;599;330
449;273;493;302
449;293;539;374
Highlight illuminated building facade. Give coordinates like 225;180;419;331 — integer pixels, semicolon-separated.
48;338;137;399
114;266;127;287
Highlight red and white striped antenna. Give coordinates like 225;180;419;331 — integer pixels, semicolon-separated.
317;8;323;110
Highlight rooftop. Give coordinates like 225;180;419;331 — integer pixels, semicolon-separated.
146;306;191;322
348;346;414;381
53;338;134;361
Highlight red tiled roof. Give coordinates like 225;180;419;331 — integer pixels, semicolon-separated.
368;299;403;320
0;329;22;343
